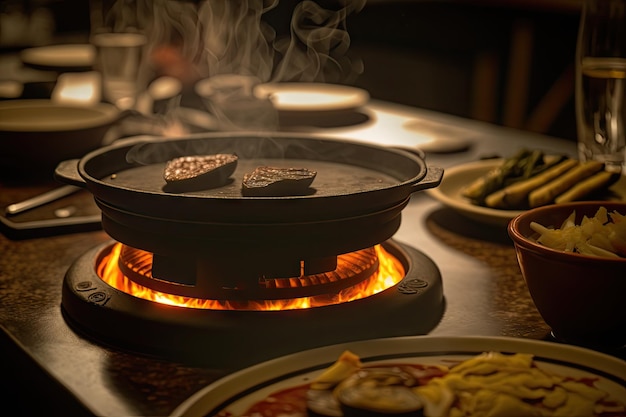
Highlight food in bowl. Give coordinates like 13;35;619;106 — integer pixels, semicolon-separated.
233;350;626;417
462;149;621;210
530;206;626;258
507;201;626;347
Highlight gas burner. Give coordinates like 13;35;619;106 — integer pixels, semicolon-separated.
61;239;444;370
116;244;384;301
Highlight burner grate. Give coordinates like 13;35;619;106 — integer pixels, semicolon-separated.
61;239;444;370
117;245;381;300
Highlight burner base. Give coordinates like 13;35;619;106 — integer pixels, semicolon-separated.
61;239;444;370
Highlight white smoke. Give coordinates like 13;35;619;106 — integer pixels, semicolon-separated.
98;0;365;84
272;0;365;83
95;0;365;131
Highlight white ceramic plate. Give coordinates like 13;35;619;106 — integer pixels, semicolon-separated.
426;159;524;226
253;82;369;113
171;335;626;417
20;44;95;71
427;159;626;227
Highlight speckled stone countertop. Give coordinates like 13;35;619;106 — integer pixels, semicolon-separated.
1;103;622;416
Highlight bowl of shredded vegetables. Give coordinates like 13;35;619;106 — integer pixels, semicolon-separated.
508;200;626;348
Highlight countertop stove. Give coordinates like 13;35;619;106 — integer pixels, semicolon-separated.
3;102;620;417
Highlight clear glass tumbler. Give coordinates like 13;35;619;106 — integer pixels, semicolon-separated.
89;0;149;110
576;0;626;173
91;31;147;110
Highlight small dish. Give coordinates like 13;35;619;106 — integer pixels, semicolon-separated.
426;159;524;226
171;335;626;417
403;119;473;153
253;82;369;114
19;44;96;72
427;158;626;227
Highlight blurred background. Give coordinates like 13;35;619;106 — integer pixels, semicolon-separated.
0;0;581;141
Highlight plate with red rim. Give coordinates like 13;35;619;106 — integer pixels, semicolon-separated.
426;158;626;227
170;335;626;417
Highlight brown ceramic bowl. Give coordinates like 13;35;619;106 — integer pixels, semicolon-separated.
0;99;121;178
507;200;626;348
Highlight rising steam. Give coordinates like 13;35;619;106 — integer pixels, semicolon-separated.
96;0;365;85
273;0;365;83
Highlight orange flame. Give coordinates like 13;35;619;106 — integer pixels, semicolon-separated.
97;243;405;311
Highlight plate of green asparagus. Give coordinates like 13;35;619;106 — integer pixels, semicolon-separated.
427;149;626;227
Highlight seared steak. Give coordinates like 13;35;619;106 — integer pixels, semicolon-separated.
242;166;317;196
163;154;238;192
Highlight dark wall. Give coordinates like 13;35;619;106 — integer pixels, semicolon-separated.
344;1;581;141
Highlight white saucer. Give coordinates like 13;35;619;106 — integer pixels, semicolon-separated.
20;44;96;71
254;82;369;114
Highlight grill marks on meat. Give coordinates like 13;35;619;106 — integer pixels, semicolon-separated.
163;154;238;192
242;166;317;196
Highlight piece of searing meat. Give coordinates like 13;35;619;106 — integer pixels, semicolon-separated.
163;154;238;192
242;166;317;196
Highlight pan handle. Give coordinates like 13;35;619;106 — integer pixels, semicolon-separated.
54;159;87;187
411;166;444;193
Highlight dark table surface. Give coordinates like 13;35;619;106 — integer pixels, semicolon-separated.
1;101;622;417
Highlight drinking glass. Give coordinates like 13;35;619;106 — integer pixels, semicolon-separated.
576;0;626;173
89;0;149;110
91;31;147;110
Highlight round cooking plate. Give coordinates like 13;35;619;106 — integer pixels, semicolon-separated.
56;132;441;224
